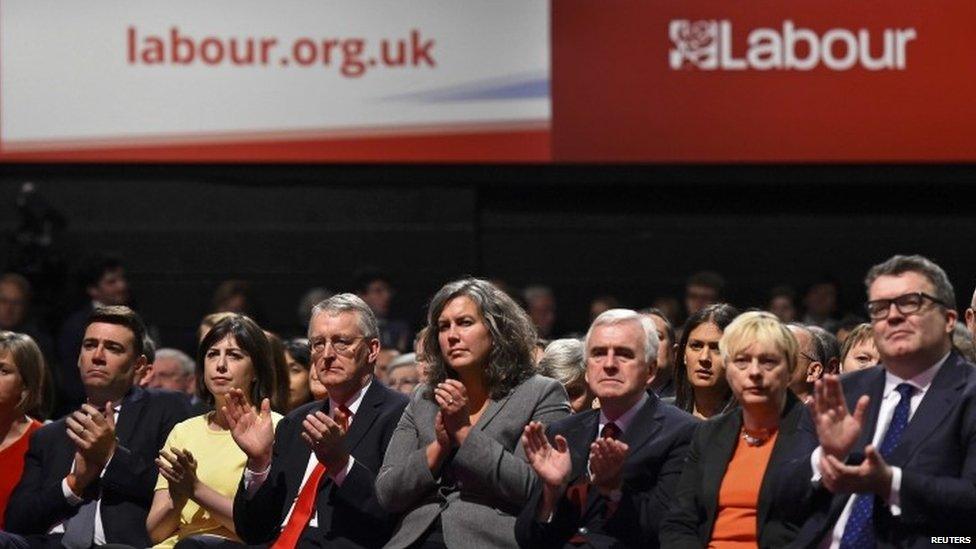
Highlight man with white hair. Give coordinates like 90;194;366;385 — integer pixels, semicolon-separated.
516;308;699;548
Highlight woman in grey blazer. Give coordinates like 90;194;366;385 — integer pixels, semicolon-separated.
376;278;570;549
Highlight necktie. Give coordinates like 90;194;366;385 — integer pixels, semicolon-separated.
62;499;98;549
601;422;621;440
271;404;352;549
840;383;915;549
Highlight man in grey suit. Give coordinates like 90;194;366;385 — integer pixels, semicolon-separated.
515;308;699;548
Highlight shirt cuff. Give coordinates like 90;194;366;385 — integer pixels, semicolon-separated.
329;456;355;486
243;463;271;498
62;477;83;505
887;466;902;515
810;446;823;483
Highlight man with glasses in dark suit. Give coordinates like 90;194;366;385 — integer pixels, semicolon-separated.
797;255;976;548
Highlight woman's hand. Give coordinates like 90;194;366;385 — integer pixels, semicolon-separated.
156;447;198;501
433;379;472;446
224;389;274;471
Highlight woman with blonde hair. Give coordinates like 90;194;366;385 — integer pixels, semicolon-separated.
661;311;819;547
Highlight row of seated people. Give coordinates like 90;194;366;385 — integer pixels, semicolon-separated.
0;253;974;548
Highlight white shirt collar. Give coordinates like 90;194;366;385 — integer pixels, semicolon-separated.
330;377;372;418
599;391;648;436
883;350;949;398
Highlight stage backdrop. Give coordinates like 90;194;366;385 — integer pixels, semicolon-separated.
4;1;975;163
0;0;550;162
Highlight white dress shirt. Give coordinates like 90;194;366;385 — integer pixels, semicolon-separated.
813;352;948;548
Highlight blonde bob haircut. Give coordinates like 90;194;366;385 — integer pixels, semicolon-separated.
719;311;799;375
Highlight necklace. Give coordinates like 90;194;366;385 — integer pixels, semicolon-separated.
742;427;773;446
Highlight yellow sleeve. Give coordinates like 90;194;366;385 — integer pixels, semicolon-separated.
154;419;185;492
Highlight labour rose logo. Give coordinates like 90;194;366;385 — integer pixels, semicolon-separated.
669;20;718;69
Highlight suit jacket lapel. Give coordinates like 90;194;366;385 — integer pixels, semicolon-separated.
114;386;147;446
620;394;663;455
565;410;600;482
757;394;801;533
343;382;384;454
890;353;969;465
475;391;512;432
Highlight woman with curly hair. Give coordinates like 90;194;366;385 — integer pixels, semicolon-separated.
376;278;570;549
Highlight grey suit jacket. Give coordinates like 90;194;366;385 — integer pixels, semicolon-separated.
375;374;570;549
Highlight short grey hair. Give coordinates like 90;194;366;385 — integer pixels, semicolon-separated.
584;308;659;364
154;348;195;377
387;352;419;376
538;338;585;387
309;293;379;340
865;254;956;310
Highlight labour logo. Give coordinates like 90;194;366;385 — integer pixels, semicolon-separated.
669;20;719;70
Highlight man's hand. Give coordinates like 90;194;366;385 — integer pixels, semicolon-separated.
589;438;628;497
301;409;349;472
434;380;472;447
808;375;870;459
819;445;893;499
522;422;572;489
65;402;117;490
224;389;274;471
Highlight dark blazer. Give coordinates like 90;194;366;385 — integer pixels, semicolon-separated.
794;351;976;548
515;392;699;549
234;380;409;548
659;392;818;548
4;387;191;547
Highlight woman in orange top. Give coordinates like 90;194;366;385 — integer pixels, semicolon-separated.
0;331;46;528
660;311;819;548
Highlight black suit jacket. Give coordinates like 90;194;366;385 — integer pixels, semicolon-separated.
234;380;409;548
659;392;818;548
4;387;191;547
515;393;699;548
794;352;976;548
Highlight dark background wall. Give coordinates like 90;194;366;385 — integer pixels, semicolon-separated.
2;163;975;355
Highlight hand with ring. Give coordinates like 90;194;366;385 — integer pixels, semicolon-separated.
434;380;472;447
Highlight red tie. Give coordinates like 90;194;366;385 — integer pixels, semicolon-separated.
271;405;352;549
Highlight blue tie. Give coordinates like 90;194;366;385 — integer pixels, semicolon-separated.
839;383;915;549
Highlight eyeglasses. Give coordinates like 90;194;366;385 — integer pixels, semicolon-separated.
310;336;364;355
864;292;946;320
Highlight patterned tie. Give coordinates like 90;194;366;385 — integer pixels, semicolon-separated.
839;383;915;549
271;404;351;549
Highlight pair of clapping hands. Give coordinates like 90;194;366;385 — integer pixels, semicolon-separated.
65;403;118;494
522;421;628;500
807;375;892;498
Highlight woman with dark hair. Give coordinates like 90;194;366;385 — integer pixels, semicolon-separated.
283;337;314;411
376;278;570;549
0;331;45;528
263;331;292;413
146;315;282;548
660;311;818;547
673;303;741;419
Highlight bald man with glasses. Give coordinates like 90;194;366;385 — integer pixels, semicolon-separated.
795;255;976;548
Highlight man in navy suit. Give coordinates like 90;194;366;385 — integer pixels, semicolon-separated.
227;293;408;549
6;306;190;548
799;255;976;547
515;308;698;548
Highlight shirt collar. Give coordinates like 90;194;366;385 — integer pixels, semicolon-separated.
599;391;648;435
330;377;372;418
883;350;949;398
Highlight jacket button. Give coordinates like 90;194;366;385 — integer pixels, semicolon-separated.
577;527;589;535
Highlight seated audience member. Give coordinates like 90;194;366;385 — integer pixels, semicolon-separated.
797;255;976;546
146;315;281;548
0;332;45;529
809;326;842;375
660;311;819;547
307;359;328;401
588;295;620;323
786;324;827;402
834;314;867;345
952;323;976;363
376;278;570;549
673;304;740;419
7;306;191;548
516;309;698;548
386;353;421;396
641;308;677;399
227;294;409;548
136;335;157;387
374;349;400;385
767;284;798;323
838;323;879;373
263;331;291;414
524;284;559;339
145;348;202;409
56;254;131;417
284;338;314;411
355;269;411;352
801;279;841;333
413;328;429;384
210;280;256;317
0;274;56;379
197;312;236;345
685;271;725;319
538;338;594;413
